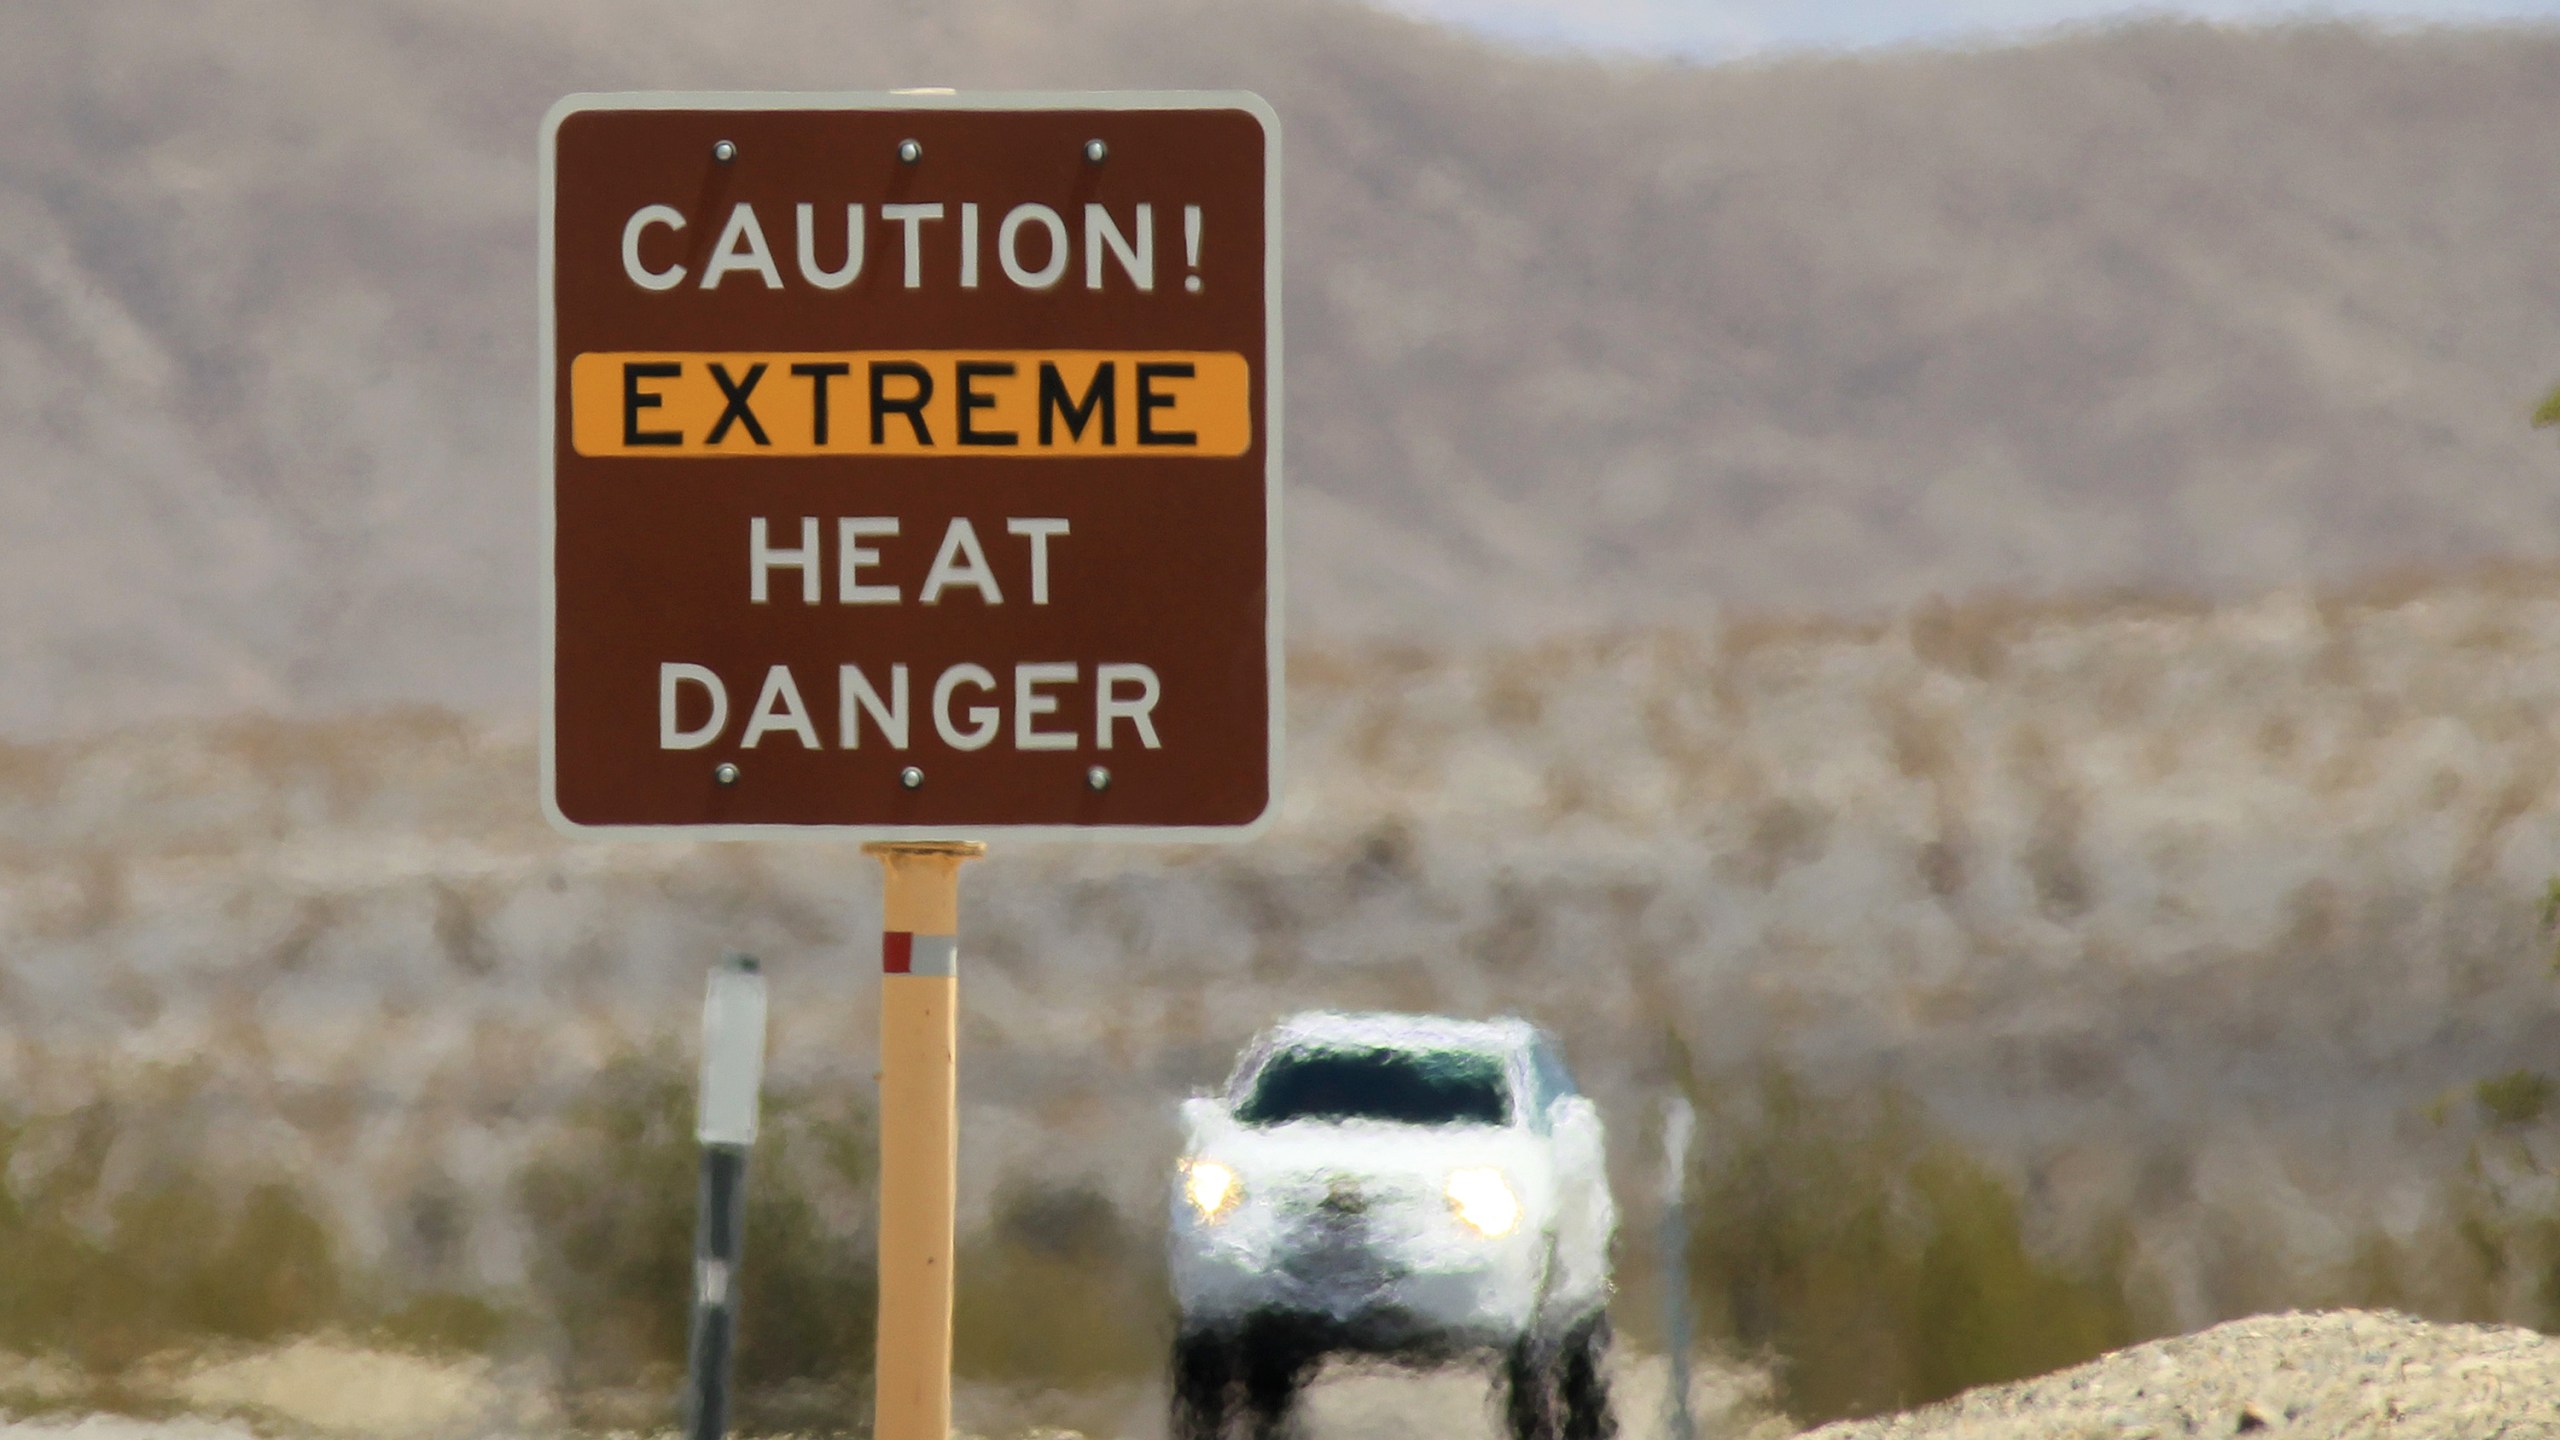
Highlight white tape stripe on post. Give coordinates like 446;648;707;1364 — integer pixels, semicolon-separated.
905;934;958;976
883;931;960;976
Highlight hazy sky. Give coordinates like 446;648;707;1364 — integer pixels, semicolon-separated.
1378;0;2560;58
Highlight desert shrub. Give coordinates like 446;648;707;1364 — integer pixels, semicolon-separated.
953;1179;1167;1387
514;1052;696;1400
2476;1070;2556;1130
2425;1065;2560;1330
1684;1068;2139;1424
515;1042;879;1432
2399;901;2560;1329
0;1100;356;1376
371;1289;511;1354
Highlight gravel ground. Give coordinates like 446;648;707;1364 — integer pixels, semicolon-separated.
6;1313;2557;1439
1288;1348;1784;1440
0;1425;260;1440
1806;1311;2560;1440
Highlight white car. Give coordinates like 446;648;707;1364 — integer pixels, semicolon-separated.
1168;1011;1617;1440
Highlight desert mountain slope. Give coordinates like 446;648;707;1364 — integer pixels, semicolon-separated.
3;6;2559;733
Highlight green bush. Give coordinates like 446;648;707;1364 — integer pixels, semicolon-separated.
1684;1068;2139;1424
515;1043;879;1432
954;1179;1168;1388
0;1099;360;1379
372;1289;512;1354
0;1042;1182;1432
2429;1067;2560;1331
2479;1070;2558;1131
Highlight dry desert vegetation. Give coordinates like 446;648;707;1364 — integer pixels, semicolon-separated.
9;570;2560;1433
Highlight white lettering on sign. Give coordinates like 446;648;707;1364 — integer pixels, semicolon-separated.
920;519;1001;605
753;516;1066;605
1015;663;1077;750
933;663;1000;750
1085;203;1152;291
750;517;821;603
838;518;900;603
841;663;909;748
619;201;1208;295
881;203;944;289
741;664;821;748
702;203;784;290
1005;518;1068;604
656;660;1162;755
795;203;865;288
664;514;1166;758
998;204;1069;290
1097;664;1163;750
623;205;688;290
660;663;728;748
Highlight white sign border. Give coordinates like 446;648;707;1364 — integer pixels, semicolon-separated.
538;89;1283;843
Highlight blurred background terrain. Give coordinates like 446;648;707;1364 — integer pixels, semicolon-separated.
6;1;2560;1435
8;2;2560;731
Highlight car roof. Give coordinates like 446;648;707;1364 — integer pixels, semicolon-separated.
1258;1010;1540;1057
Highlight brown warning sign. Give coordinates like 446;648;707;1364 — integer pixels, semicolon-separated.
541;93;1280;837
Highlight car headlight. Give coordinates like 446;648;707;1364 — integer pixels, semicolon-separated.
1446;1167;1520;1237
1183;1159;1242;1222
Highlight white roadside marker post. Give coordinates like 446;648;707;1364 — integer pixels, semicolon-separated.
866;840;985;1440
1662;1094;1698;1440
687;953;770;1440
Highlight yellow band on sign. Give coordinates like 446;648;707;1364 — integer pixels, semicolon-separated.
569;350;1251;458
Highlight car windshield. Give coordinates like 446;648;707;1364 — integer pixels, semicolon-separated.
1236;1044;1511;1127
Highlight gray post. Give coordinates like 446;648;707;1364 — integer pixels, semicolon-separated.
688;1144;749;1440
686;954;769;1440
1660;1095;1696;1440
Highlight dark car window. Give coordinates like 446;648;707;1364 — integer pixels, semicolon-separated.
1237;1045;1512;1127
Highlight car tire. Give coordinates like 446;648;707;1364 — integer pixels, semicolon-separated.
1558;1313;1615;1440
1239;1316;1314;1440
1503;1333;1559;1440
1171;1329;1234;1440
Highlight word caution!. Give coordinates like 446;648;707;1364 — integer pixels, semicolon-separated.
620;200;1208;295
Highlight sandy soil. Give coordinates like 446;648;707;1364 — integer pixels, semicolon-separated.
24;1306;2560;1424
22;1312;2560;1438
0;1340;1776;1440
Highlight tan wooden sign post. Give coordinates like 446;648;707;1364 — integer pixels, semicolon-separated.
866;839;981;1440
542;91;1278;1440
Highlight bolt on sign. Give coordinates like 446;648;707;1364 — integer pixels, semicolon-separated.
541;93;1279;837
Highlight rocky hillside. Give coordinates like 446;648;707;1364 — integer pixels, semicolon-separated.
1805;1310;2560;1439
6;568;2559;1337
5;5;2560;731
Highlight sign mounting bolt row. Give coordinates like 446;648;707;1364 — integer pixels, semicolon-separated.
718;761;1116;794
